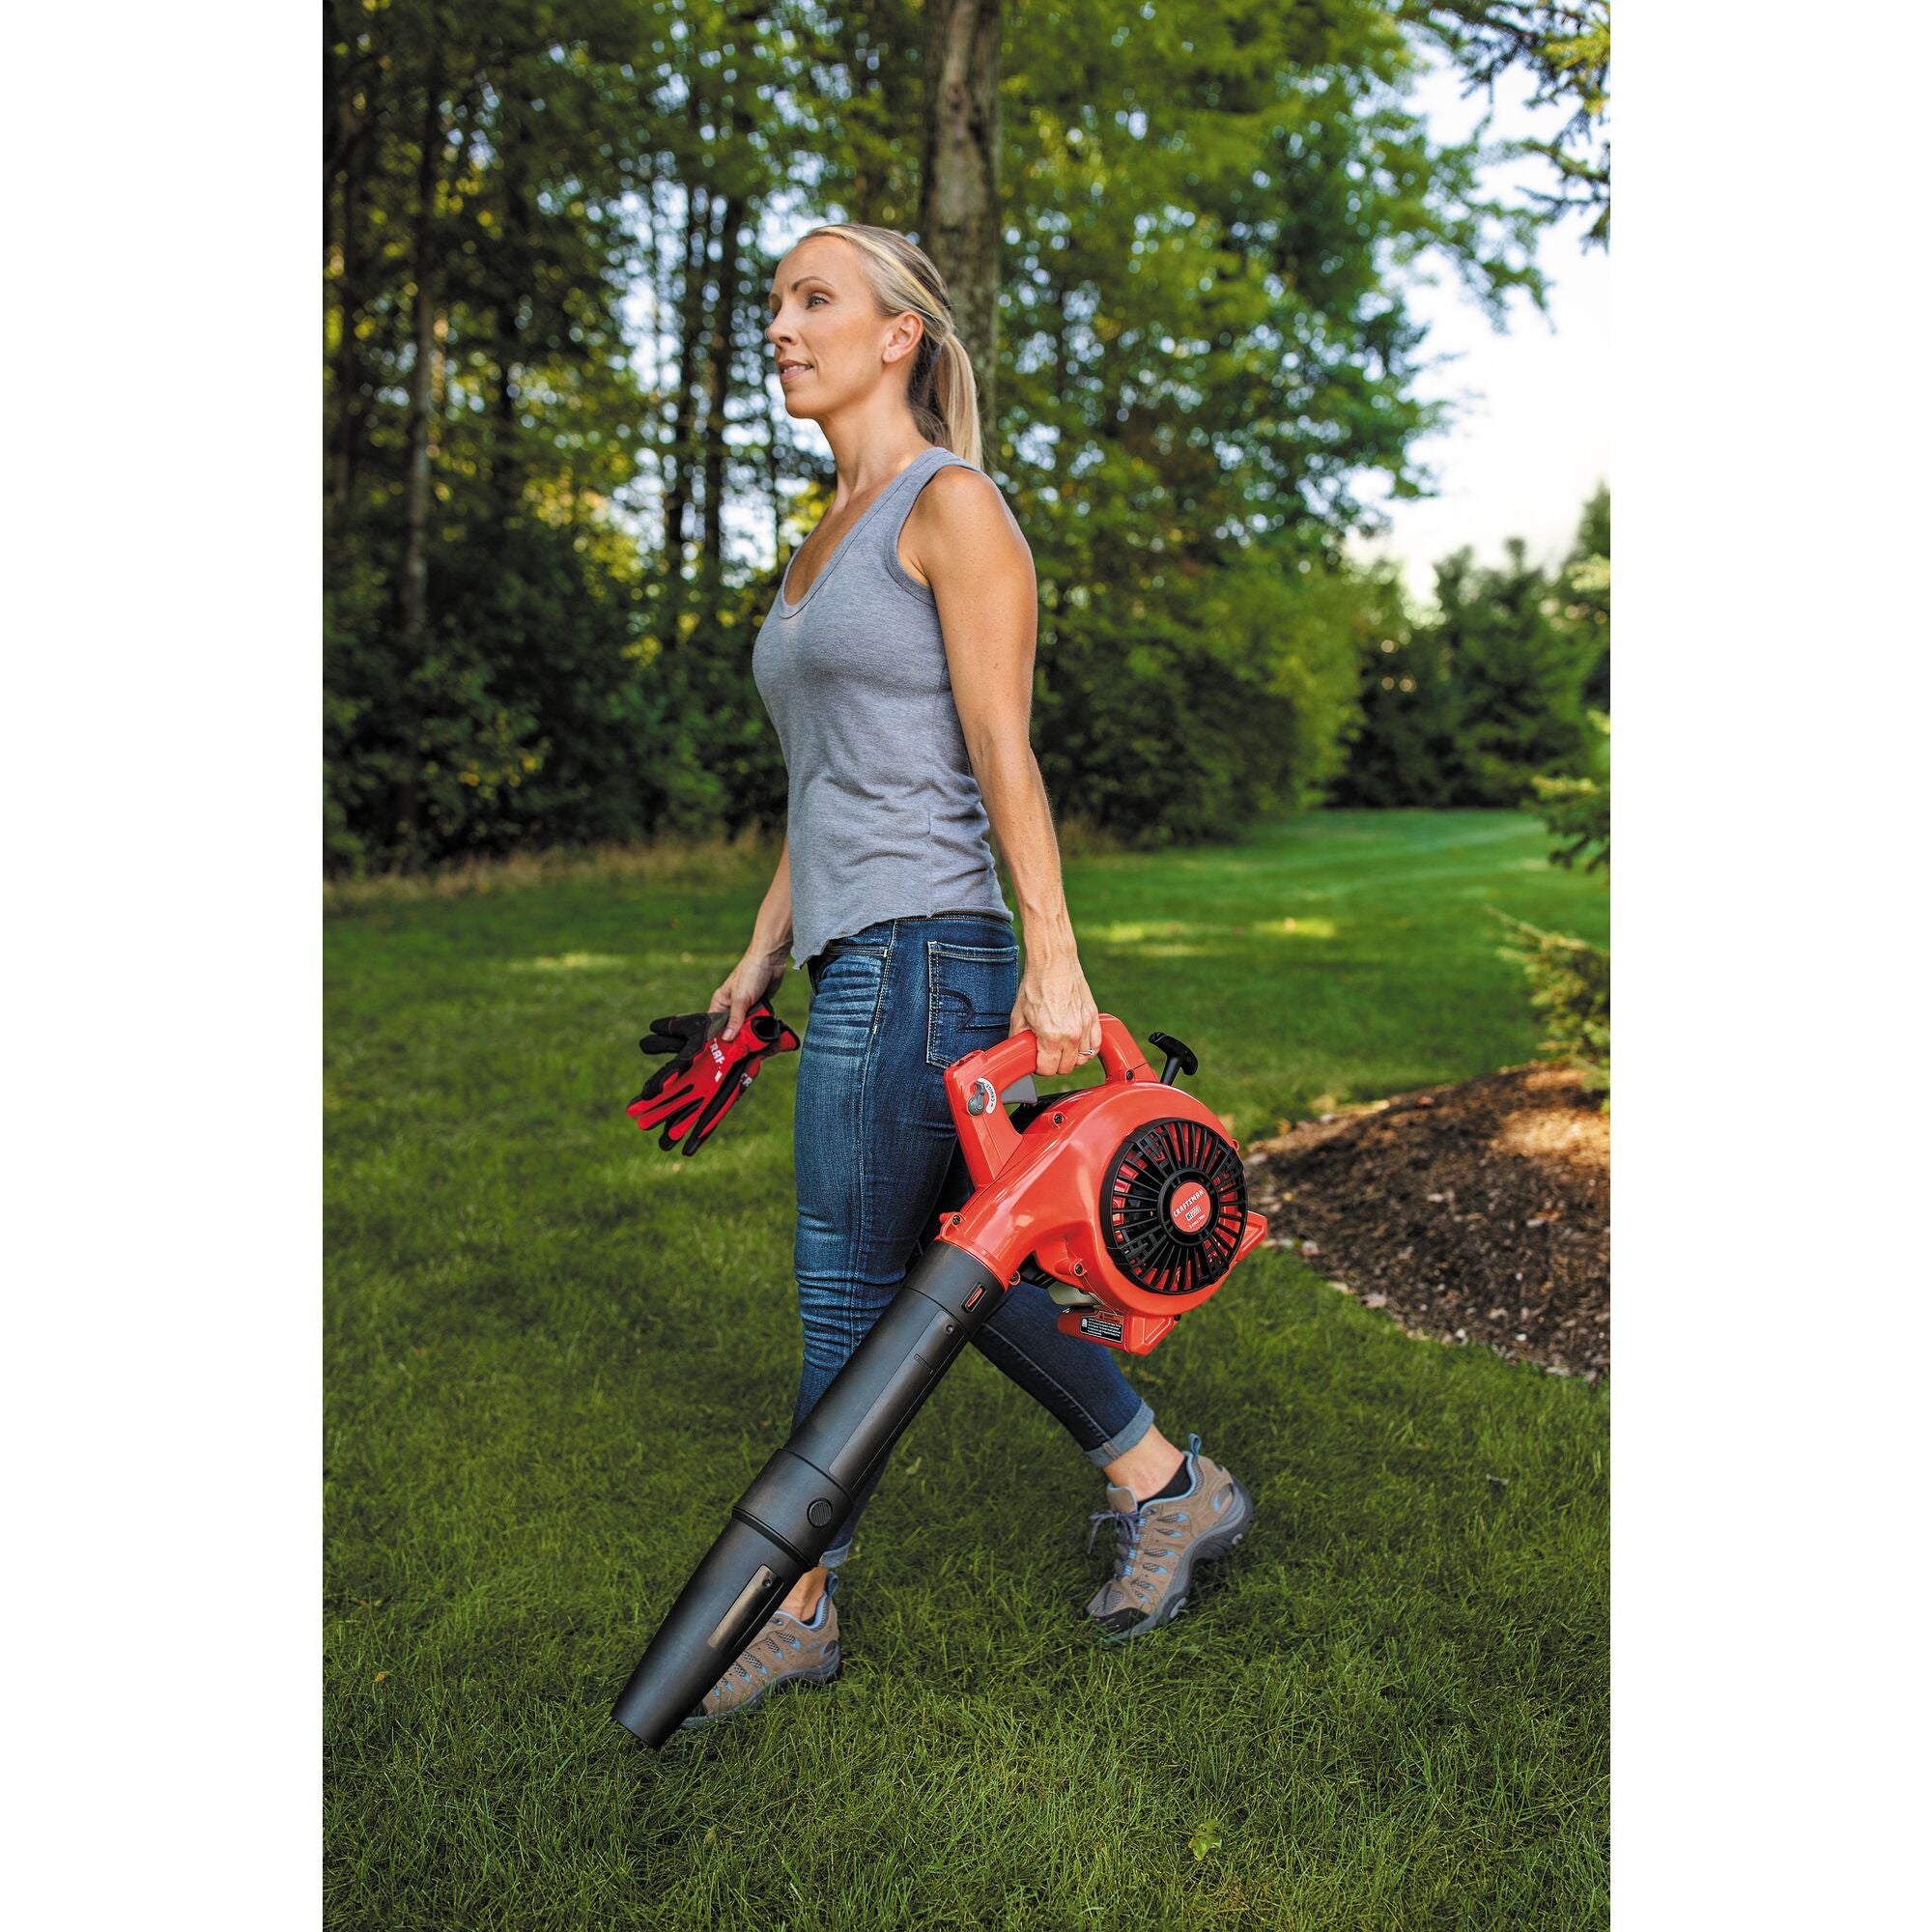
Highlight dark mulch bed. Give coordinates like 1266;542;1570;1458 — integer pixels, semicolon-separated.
1243;1065;1608;1380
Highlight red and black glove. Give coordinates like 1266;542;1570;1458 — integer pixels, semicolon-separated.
626;1001;800;1155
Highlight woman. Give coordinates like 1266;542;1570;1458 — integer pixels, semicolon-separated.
687;224;1253;1726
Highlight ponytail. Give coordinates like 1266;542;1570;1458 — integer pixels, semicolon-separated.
909;328;982;469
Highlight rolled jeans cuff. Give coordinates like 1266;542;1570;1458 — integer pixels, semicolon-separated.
1083;1397;1156;1468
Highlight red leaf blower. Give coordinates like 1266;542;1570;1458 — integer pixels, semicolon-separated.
611;1014;1268;1747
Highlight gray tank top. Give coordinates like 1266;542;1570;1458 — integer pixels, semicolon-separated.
752;442;1014;969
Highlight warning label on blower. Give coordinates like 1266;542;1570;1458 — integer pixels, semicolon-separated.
1079;1313;1125;1343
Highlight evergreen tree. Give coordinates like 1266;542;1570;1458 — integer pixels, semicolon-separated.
1435;538;1597;804
1331;582;1465;808
1335;492;1605;808
1564;481;1610;713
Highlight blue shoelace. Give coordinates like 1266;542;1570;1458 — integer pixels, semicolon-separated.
1087;1502;1173;1580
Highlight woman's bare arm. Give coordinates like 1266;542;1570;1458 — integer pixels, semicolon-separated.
907;467;1100;1078
713;838;794;1039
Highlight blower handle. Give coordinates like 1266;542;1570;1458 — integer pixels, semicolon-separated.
945;1013;1152;1189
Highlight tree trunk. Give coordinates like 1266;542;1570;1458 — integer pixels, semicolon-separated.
401;51;443;653
493;84;529;523
662;185;716;560
329;147;364;533
700;194;746;573
326;3;369;537
919;0;1003;460
642;167;672;512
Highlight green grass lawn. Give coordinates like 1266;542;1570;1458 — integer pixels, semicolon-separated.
326;810;1609;1930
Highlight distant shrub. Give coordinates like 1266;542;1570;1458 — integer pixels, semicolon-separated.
1530;762;1608;873
1507;705;1609;1096
1492;911;1609;1098
1032;552;1375;844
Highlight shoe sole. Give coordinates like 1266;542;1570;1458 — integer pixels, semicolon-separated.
1096;1479;1257;1642
677;1648;842;1730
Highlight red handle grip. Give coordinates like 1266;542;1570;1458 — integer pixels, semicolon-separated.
943;1014;1152;1188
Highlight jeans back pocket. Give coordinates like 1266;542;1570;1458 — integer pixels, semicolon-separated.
924;938;1018;1069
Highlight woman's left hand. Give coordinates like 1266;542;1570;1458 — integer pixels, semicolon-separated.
1011;952;1101;1078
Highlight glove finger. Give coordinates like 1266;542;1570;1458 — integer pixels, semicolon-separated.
633;1063;686;1105
630;1065;713;1126
630;1090;688;1130
641;1012;710;1054
686;1056;764;1152
681;1061;758;1155
633;1056;710;1110
655;1090;708;1149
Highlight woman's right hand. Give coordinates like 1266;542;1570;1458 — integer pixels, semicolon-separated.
708;942;790;1042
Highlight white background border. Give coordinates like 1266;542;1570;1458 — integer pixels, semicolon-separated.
5;4;1928;1924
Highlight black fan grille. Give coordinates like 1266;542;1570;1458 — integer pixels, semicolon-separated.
1099;1116;1249;1297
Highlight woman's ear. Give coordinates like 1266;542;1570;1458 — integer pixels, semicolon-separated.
882;312;923;368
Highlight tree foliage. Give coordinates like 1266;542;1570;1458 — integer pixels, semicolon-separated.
997;2;1545;839
325;0;1585;871
1403;2;1609;243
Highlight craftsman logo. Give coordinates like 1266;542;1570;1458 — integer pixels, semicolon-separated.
1169;1180;1211;1233
1079;1314;1124;1342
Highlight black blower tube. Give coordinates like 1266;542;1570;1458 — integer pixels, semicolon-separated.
612;1239;1006;1747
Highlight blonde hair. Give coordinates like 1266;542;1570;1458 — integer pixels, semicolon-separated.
797;222;983;469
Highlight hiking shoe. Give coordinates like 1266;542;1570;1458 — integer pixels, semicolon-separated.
1085;1434;1255;1639
679;1576;841;1729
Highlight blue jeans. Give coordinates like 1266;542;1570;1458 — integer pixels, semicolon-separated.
794;912;1156;1564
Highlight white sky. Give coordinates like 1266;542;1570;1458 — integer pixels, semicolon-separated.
1347;54;1610;604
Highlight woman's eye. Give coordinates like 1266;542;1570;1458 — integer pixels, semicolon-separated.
806;294;827;306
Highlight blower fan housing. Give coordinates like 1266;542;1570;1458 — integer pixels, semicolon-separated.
1100;1116;1251;1296
940;1018;1267;1354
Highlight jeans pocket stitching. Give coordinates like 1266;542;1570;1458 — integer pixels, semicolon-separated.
866;931;895;1043
926;940;1014;963
925;937;1013;1068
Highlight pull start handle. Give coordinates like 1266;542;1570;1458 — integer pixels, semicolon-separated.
1146;1031;1198;1085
